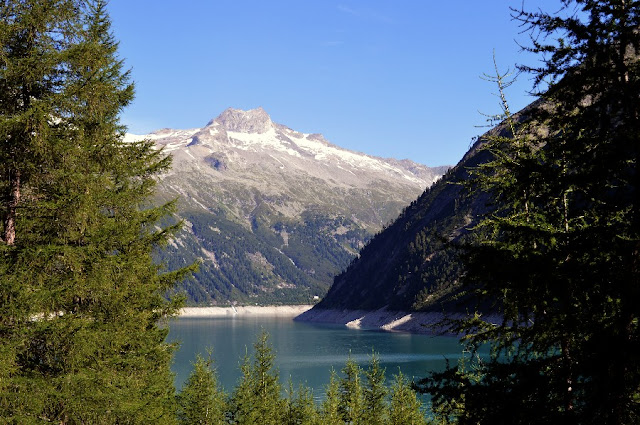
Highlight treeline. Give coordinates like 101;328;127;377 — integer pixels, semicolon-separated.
176;332;428;425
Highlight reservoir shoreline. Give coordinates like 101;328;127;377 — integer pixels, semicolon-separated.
178;305;313;317
179;305;498;336
294;307;501;335
294;307;449;335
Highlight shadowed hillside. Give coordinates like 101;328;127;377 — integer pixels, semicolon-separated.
308;102;541;313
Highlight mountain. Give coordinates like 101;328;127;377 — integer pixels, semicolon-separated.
301;106;534;317
127;107;448;305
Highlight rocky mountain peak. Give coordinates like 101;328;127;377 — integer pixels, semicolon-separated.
143;108;450;305
208;107;273;134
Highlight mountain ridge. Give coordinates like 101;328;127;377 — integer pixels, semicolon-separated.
132;107;449;305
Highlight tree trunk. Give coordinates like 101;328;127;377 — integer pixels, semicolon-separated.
2;169;21;246
561;337;574;413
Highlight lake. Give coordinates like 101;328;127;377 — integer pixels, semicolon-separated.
168;314;476;400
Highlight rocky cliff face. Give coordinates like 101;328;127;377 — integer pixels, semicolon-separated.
128;108;448;305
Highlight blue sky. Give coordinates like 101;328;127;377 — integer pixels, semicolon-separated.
107;1;563;167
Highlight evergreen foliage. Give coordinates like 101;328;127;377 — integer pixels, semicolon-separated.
389;371;426;425
229;331;285;425
176;333;430;425
363;353;388;425
338;356;365;424
420;1;640;424
164;210;365;305
286;380;319;425
321;369;343;425
0;1;189;422
177;353;226;425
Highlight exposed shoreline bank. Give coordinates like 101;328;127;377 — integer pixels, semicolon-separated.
178;305;313;317
179;305;499;336
294;307;500;335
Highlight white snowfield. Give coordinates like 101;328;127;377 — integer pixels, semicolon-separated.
122;128;198;146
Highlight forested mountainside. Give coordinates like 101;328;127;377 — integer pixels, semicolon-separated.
314;104;538;312
133;108;448;305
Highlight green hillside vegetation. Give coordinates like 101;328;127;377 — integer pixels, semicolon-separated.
316;136;498;312
165;209;369;305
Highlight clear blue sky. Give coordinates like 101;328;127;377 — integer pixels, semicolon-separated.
106;1;562;167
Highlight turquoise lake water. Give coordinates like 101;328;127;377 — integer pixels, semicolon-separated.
168;315;477;400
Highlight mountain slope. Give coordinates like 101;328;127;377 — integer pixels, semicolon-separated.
129;108;448;305
306;106;535;314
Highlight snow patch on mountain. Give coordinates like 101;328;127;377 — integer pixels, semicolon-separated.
122;128;199;149
227;127;303;158
128;107;447;210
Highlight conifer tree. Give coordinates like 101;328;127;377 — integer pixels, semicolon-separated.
229;352;258;425
230;331;285;425
339;356;364;425
321;369;343;425
0;1;189;422
363;353;388;425
389;372;426;425
177;353;227;425
285;379;319;425
420;1;640;424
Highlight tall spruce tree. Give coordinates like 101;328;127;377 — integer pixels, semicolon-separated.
420;1;640;424
177;353;227;425
230;331;285;425
338;356;364;425
0;1;188;422
285;380;319;425
363;353;388;425
321;369;343;425
389;371;426;425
